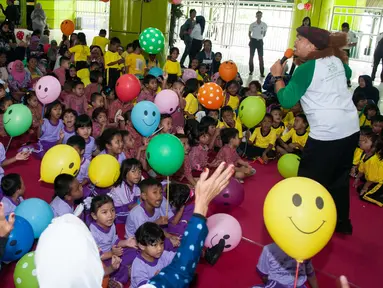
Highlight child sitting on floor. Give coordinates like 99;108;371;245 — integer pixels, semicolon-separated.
173;134;196;186
0;173;24;216
66;135;90;188
270;107;285;138
188;125;210;171
75;114;97;160
97;128;126;165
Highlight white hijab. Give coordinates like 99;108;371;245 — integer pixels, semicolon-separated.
35;214;104;288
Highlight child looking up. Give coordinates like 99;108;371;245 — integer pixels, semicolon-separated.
159;114;173;134
97;128;126;165
137;74;158;103
126;40;146;78
270;107;285;137
183;78;199;118
66;135;90;187
200;116;221;150
65;81;88;115
61;108;77;144
88;92;105;118
163;47;181;84
0;174;24;216
75;114;97;160
104;37;124;89
110;158;142;223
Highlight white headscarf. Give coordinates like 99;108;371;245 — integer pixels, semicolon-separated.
35;214;104;288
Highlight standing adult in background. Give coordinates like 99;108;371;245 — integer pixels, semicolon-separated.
189;15;205;64
180;9;196;68
0;0;19;30
341;22;357;87
248;11;267;77
371;32;383;83
31;3;47;35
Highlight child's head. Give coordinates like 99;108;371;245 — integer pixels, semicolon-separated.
175;133;190;154
183;78;200;97
1;173;25;197
270;107;282;124
121;130;135;150
135;222;165;259
221;105;235;124
139;178;163;208
109;37;121;52
0;52;7;66
91;92;104;109
207;109;219;121
293;114;308;131
149;54;156;61
194;125;210;145
62;108;78;129
200;116;217;136
359;127;378;152
0;97;12;113
53;174;83;202
0;84;6;99
143;74;158;92
132;40;142;54
226;80;240;96
69;65;77;78
101;86;115;101
66;135;86;156
171;80;184;96
159;114;173;133
248;81;261;94
190;58;199;70
372;115;383;135
97;128;123;155
75;114;92;140
92;107;108;125
90;70;103;84
168;183;192;210
221;128;240;147
44;100;63;120
169;47;179;61
27;56;38;70
214;52;222;62
126;43;134;54
364;103;379;120
77;32;87;45
99;29;107;37
353;91;367;111
90;195;115;228
60;56;70;70
198;63;208;75
23;91;38;108
117;46;124;55
72;81;85;98
260;114;273;132
115;158;143;187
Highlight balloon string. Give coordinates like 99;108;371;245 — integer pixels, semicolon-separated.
293;261;300;288
151;126;163;136
166;176;170;217
5;137;12;152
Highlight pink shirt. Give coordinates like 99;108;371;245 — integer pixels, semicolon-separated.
65;94;89;115
53;67;67;86
85;83;101;102
189;144;209;170
108;100;133;123
173;154;192;181
214;144;240;166
137;89;156;103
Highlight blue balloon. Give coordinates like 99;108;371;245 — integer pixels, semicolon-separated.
148;67;163;78
2;215;34;262
131;101;160;137
15;198;54;238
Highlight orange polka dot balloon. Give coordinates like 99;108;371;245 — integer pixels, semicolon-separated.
197;82;224;109
219;60;238;82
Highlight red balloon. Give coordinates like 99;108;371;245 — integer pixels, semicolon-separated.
304;3;312;10
115;74;141;102
43;44;50;54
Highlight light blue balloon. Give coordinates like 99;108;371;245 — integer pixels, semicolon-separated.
15;198;54;239
148;67;163;78
131;101;160;137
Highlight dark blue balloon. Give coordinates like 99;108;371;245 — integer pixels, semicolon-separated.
131;101;160;137
2;215;34;262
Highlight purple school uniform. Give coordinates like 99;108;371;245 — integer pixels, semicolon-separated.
167;203;195;236
84;136;96;160
131;251;175;288
1;196;23;216
35;119;64;158
109;181;140;224
77;157;90;183
90;222;137;284
253;243;315;288
50;196;74;217
0;143;5;185
61;127;76;144
99;149;126;165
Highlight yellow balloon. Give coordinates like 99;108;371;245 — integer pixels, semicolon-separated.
88;154;120;188
40;145;81;184
263;177;337;261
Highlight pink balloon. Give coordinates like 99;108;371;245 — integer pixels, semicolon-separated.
35;76;61;105
205;213;242;252
212;178;244;207
211;72;220;83
182;69;197;83
154;89;179;114
7;61;14;74
172;0;182;4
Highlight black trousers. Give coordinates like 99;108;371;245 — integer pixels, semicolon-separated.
107;68;121;90
180;38;192;67
298;132;359;224
189;39;203;64
371;52;383;82
249;38;264;75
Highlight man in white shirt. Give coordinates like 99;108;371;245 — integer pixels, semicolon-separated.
341;22;357;59
248;11;267;77
372;32;383;82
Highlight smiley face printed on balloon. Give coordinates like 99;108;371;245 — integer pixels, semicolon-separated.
263;177;337;261
131;101;160;137
35;76;61;104
3;104;33;137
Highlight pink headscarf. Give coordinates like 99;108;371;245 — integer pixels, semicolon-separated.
11;60;26;83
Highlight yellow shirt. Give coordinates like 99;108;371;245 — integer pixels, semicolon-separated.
283;111;295;127
163;59;182;76
92;36;109;54
104;51;122;70
69;45;90;63
126;53;146;75
249;127;277;149
184;93;198;115
218;117;243;138
147;59;159;69
359;154;383;183
271;123;285;137
359;113;371;127
353;147;364;166
224;94;240;111
281;128;309;148
121;51;129;59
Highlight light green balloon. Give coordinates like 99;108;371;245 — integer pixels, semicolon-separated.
238;96;266;128
302;0;309;3
13;251;39;288
277;153;301;178
3;104;33;137
139;27;165;54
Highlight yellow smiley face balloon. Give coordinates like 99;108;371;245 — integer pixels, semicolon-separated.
40;145;81;184
263;177;337;261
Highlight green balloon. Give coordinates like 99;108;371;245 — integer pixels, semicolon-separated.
277;153;301;178
146;134;185;176
3;104;33;137
238;96;266;128
139;27;165;54
14;251;39;288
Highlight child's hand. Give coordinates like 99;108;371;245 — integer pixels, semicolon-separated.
118;58;124;65
111;255;122;271
169;235;181;247
262;153;269;164
163;71;168;80
175;126;184;134
126;237;138;249
154;270;161;276
15;151;30;161
350;166;357;178
0;204;15;237
226;119;235;128
112;245;123;257
353;178;359;188
155;216;168;226
59;129;65;140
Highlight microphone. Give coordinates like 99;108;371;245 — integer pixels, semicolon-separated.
280;48;294;64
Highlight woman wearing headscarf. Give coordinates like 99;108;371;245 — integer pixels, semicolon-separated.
196;39;215;74
189;15;205;64
0;20;25;63
31;3;47;34
8;60;32;101
354;75;380;104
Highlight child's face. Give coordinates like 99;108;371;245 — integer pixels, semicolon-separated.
96;112;107;125
107;134;123;155
359;135;373;151
230;133;241;148
171;82;184;96
199;133;210;145
207;125;216;136
127;46;134;54
160;117;173;133
0;54;6;65
147;79;158;92
92;202;116;228
293;116;306;131
73;84;85;97
17;178;25;196
123;134;135;149
69;67;77;77
367;109;377;119
64;50;71;58
69;178;83;200
249;84;258;93
215;54;222;62
142;185;163;208
0;88;5;99
126;166;142;185
117;47;123;55
92;95;104;108
216;78;225;89
62;60;70;70
77;126;92;140
63;112;76;128
372;121;383;135
222;111;234;124
51;104;62;120
141;240;165;260
191;59;199;70
199;66;207;75
208;111;219;120
270;109;282;124
356;99;367;111
227;84;238;96
171;50;179;61
28;58;38;69
106;91;115;100
358;77;366;88
180;138;190;154
261;116;272;132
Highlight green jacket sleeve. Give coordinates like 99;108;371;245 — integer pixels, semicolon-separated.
343;63;352;80
277;59;315;109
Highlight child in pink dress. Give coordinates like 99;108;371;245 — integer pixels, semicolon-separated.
173;134;195;186
137;75;157;103
188;126;210;171
170;81;186;129
85;70;103;101
23;91;42;143
65;81;88;115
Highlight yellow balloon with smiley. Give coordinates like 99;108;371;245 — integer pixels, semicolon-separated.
40;145;81;184
264;177;337;262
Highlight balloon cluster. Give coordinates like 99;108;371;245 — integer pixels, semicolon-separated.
297;0;312;10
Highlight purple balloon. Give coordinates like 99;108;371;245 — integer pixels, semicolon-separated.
213;177;244;207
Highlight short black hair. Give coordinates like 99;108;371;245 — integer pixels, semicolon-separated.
352;91;367;106
90;70;103;83
60;56;70;66
263;113;273;121
53;174;76;200
221;105;234;117
341;22;350;29
199;116;217;131
168;183;190;210
66;135;86;151
220;128;239;145
1;174;22;197
169;47;179;55
90;195;114;214
90;92;102;103
372;115;383;124
75;114;92;130
132;39;141;50
110;37;121;46
99;29;107;35
143;74;157;85
62;108;78;120
135;222;165;246
92;107;107;120
139;178;162;194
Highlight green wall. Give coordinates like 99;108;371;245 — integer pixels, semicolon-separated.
37;0;76;29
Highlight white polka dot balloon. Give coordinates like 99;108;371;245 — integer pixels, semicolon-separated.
139;27;165;54
13;252;39;288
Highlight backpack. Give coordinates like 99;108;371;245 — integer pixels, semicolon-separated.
179;22;188;40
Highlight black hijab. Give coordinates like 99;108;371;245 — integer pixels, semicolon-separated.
354;75;380;104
